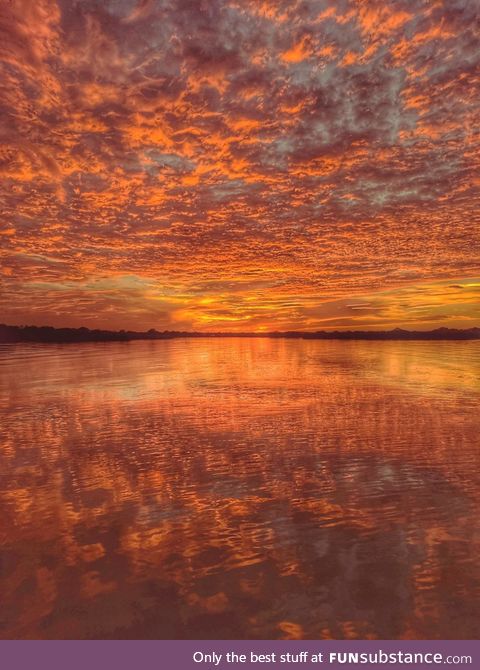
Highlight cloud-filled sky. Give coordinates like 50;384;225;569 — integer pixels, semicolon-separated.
1;0;479;331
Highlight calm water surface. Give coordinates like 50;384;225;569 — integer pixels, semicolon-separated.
0;339;479;639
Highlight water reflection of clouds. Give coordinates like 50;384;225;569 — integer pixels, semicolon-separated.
0;340;479;639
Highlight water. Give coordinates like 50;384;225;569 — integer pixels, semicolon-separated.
0;339;479;639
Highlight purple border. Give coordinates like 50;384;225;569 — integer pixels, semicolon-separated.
0;640;477;670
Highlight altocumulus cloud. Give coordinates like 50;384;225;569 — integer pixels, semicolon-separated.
0;0;479;330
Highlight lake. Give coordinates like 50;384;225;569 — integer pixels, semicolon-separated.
0;338;479;639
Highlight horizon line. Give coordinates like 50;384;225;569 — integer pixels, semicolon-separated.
1;323;480;343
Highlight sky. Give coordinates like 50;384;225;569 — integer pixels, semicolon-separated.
1;0;479;332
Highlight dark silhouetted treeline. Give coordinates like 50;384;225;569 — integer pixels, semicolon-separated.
1;324;479;343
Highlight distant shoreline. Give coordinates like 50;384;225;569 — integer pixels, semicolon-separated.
1;324;479;343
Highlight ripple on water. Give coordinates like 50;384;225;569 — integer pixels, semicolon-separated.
0;339;479;639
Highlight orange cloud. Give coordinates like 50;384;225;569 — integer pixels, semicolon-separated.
0;0;478;332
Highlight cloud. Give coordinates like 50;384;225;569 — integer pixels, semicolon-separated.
0;0;479;330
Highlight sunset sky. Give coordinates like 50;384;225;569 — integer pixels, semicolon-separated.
1;0;479;332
